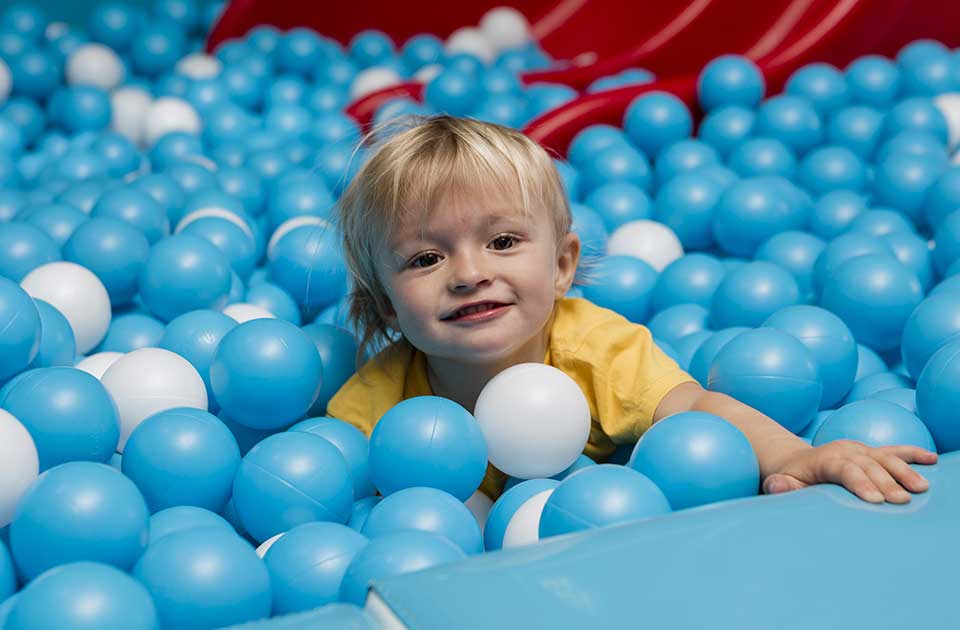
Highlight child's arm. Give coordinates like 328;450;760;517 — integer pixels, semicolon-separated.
654;382;938;504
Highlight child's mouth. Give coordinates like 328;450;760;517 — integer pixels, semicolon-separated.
443;301;511;322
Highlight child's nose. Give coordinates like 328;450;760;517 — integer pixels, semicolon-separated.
447;254;492;292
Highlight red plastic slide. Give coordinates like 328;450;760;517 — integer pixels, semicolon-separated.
525;0;960;155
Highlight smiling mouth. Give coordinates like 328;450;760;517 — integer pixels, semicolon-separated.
442;302;510;321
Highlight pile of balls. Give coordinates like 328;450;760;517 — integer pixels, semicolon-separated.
0;0;958;626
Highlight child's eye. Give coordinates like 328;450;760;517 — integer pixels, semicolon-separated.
411;252;442;268
490;234;517;250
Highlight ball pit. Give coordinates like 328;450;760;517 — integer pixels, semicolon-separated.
0;1;958;624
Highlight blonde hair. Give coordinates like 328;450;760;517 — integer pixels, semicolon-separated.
336;115;573;364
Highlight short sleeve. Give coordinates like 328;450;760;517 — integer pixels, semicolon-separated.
550;300;696;444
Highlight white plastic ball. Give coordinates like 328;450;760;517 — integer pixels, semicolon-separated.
605;220;684;271
255;532;285;558
446;27;495;64
142;97;202;147
66;43;125;90
222;303;276;323
464;491;493;532
20;262;112;354
75;352;125;379
111;87;153;144
414;64;442;83
501;489;554;549
474;363;590;479
0;59;10;105
267;217;328;260
934;93;960;151
0;409;39;527
175;208;255;241
479;7;531;52
350;66;403;100
101;347;208;452
174;53;223;79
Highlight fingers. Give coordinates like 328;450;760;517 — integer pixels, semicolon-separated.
878;445;939;465
762;473;806;495
828;459;886;503
856;456;911;504
875;451;931;494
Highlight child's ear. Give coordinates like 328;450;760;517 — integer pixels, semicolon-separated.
554;231;581;298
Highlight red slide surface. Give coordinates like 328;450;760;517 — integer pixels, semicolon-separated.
526;0;960;155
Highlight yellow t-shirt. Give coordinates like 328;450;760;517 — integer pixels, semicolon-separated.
326;297;695;500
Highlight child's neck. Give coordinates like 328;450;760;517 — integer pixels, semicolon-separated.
424;325;551;414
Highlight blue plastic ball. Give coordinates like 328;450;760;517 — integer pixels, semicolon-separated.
698;105;754;157
713;177;808;258
538;464;670;538
91;187;168;245
813;398;934;451
755;231;825;300
275;28;325;75
8;562;158;630
3;367;119;470
855;343;888;381
688;327;749;387
401;34;443;72
29;299;75;369
933;210;960;276
158;309;237;411
0;276;41;380
9;50;60;101
97;313;165;353
134;528;270;629
882;97;949;144
845;371;912;404
845;55;901;108
361;487;482;554
797;145;867;195
623;92;692;157
232;431;353;542
875;130;948;165
901;292;960;381
848;209;916;239
885;229;936;291
369;396;487;501
148;505;235;545
210;318;322;429
654;139;719;183
811;190;867;240
268;224;348;316
19;203;87;247
872;153;945;228
651;253;725;312
754;95;822;155
672;329;712;370
731;136;799;179
810;232;893;296
578;144;652;195
584;181;652;231
289;416;374;499
567;125;631;168
122;408;240;513
697;55;764;111
139;234;231;322
300;323;357;416
820;254;923;353
580;255;658;323
348;29;395;68
0;222;60;282
424;69;481;117
482;479;558;550
570;203;608;258
647;304;710;348
785;63;849;116
709;261;799;328
652;173;725;250
56;86;111;133
11;462;148;580
763;305;857;409
629;411;759;509
88;2;143;51
339;531;465;605
916;340;960;452
348;496;380;532
129;19;185;77
264;521;368;614
0;539;13;602
826;105;884;158
180;216;257;281
708;328;822;433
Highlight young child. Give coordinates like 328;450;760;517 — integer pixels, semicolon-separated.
327;115;937;503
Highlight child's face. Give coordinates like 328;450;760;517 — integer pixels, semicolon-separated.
379;188;579;364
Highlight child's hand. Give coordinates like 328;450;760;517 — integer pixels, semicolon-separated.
762;440;938;504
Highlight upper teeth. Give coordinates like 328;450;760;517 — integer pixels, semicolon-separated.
459;304;495;316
